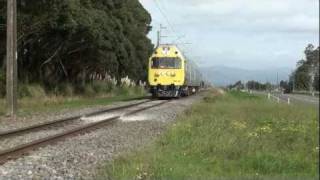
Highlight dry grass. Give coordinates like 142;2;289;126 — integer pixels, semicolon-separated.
0;86;147;117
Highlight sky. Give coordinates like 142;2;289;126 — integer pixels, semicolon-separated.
139;0;319;70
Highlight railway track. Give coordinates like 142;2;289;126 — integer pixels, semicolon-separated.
0;100;151;138
0;100;170;165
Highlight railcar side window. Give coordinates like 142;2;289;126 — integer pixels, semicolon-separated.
151;57;181;69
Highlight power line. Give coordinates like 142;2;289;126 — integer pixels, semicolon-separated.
153;0;176;34
152;0;196;58
153;0;189;46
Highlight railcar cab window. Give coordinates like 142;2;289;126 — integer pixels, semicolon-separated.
151;57;182;69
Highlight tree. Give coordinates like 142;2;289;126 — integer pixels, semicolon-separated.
289;44;319;91
228;81;244;90
0;0;154;92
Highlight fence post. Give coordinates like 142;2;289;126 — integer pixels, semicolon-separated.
268;93;271;100
277;97;280;103
287;98;290;105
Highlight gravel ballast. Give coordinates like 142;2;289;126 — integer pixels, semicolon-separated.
0;94;204;179
0;100;147;132
0;100;153;152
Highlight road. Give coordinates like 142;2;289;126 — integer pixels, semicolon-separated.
253;91;319;106
277;93;319;106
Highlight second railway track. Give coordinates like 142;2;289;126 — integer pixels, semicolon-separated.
0;100;152;139
0;99;170;165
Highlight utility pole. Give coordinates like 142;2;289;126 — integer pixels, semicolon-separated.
156;24;167;47
6;0;18;119
157;30;160;47
276;72;279;92
309;64;315;96
292;71;295;93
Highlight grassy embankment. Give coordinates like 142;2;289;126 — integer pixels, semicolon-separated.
0;85;146;117
101;90;319;180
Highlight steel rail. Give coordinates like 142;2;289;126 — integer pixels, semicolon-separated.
0;116;120;165
124;100;169;116
0;100;151;138
0;100;170;165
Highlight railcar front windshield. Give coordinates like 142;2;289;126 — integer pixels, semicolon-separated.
151;57;181;69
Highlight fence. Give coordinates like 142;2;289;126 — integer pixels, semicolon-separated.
267;93;291;105
292;91;319;97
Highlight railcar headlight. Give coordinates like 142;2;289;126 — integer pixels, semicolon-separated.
170;72;176;77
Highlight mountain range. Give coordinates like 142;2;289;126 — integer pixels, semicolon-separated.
200;66;292;87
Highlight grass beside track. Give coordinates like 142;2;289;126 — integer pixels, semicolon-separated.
0;93;146;117
100;90;319;180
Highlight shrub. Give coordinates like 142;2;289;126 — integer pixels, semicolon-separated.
132;86;147;96
18;84;31;98
62;83;74;96
83;84;96;97
19;84;46;98
92;80;114;94
112;85;147;97
113;86;130;96
53;83;74;96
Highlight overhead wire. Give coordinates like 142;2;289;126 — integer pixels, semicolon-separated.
153;0;190;46
152;1;206;83
153;0;176;35
152;0;198;63
153;0;194;52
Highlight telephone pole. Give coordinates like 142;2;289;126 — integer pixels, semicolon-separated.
157;30;160;47
292;71;295;92
6;0;18;119
276;72;279;92
309;64;315;96
156;24;167;47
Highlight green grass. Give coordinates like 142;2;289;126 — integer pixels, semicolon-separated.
0;86;146;117
100;90;319;180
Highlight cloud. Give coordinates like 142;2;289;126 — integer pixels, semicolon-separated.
159;0;319;33
140;0;319;69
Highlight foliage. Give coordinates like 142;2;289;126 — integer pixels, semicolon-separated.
227;80;244;90
228;81;272;91
289;44;320;92
246;81;271;91
101;91;319;179
18;84;46;98
0;0;153;90
228;44;319;93
280;80;290;93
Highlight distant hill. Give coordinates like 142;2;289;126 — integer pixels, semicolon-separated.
201;66;292;87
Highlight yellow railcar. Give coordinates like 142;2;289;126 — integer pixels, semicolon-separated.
148;44;203;98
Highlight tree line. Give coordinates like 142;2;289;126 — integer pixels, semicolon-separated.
0;0;153;96
227;80;274;91
228;44;319;93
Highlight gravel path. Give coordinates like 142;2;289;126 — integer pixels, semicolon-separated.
0;94;204;179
